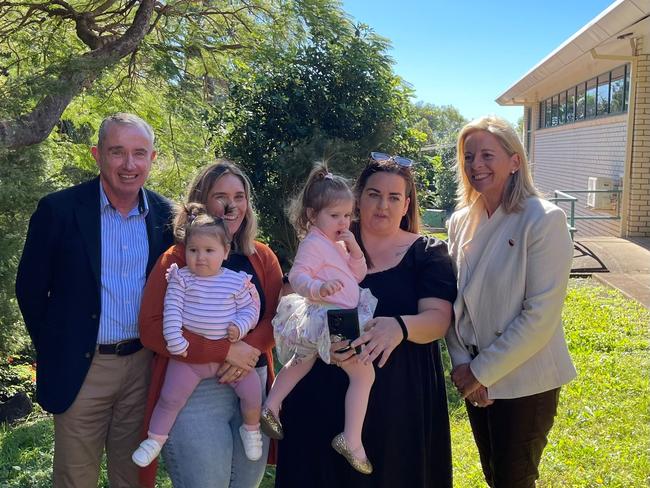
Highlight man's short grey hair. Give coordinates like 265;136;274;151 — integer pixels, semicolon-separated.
97;113;155;148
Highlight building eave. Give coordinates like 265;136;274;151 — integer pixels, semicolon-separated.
497;0;650;106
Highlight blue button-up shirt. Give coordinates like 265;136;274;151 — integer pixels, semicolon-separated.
98;183;149;344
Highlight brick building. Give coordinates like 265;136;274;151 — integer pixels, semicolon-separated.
497;0;650;238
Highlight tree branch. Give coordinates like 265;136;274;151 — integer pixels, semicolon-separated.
88;0;120;17
0;0;155;149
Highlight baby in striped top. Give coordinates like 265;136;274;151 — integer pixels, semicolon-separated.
133;203;263;467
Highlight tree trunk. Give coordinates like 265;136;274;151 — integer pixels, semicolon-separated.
0;0;155;150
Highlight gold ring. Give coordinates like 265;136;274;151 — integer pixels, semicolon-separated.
472;401;478;407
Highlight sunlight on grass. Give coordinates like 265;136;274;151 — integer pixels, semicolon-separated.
1;279;648;487
451;279;650;487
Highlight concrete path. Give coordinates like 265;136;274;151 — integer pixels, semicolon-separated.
572;236;650;309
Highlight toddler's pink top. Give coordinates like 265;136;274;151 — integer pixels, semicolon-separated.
288;227;367;309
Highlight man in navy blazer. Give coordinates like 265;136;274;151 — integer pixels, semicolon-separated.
16;113;173;487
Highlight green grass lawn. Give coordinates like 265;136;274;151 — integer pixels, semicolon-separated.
1;279;648;487
450;279;650;487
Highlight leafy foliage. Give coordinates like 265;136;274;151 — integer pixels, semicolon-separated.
412;103;467;211
0;147;54;357
211;22;424;264
0;0;291;148
0;0;464;364
0;355;35;402
0;0;312;350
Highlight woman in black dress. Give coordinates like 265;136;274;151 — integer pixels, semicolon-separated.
275;154;457;487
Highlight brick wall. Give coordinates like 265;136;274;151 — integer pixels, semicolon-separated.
524;104;537;172
627;37;650;237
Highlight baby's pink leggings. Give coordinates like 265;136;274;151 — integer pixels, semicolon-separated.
149;359;261;437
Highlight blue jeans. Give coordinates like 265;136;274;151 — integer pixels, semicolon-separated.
162;367;269;488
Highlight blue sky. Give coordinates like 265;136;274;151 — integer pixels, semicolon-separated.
341;0;615;124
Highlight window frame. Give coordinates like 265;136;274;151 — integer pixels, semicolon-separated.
537;64;630;129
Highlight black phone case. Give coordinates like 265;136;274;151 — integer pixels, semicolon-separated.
327;308;362;355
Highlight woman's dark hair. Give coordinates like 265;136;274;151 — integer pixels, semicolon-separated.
351;159;420;269
353;159;420;234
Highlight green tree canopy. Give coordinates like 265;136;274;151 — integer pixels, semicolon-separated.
0;0;363;354
413;102;467;211
0;0;294;149
0;1;468;356
210;22;425;263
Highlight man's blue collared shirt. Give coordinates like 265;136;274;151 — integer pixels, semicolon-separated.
98;183;149;344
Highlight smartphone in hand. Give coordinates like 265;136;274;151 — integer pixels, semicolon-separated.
327;308;362;355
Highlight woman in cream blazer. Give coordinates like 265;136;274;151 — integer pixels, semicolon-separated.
446;116;576;488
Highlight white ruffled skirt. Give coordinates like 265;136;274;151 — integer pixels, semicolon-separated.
272;288;377;365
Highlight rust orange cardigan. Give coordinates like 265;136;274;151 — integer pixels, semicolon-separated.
138;241;282;488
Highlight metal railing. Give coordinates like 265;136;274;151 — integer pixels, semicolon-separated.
549;189;622;240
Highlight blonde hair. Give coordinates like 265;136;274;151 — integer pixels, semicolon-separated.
288;162;354;238
455;115;539;213
184;160;258;255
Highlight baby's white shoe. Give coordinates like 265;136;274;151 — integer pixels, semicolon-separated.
132;438;163;467
239;425;263;461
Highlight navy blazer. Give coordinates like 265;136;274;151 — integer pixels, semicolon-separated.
15;177;173;414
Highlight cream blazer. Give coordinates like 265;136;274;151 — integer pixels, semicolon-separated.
446;196;576;399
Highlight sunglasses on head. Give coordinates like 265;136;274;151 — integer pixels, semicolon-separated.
370;152;414;168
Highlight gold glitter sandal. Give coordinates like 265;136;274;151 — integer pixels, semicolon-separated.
331;433;373;475
260;406;284;440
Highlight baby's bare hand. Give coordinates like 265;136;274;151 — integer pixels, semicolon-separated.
337;229;353;243
227;324;240;342
337;230;362;256
320;279;343;297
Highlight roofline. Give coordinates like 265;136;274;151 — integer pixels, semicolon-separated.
497;0;649;106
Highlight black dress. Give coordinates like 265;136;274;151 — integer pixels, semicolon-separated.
275;236;457;487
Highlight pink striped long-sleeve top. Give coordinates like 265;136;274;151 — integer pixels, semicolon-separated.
162;263;261;356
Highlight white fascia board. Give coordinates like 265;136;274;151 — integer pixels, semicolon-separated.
497;0;649;106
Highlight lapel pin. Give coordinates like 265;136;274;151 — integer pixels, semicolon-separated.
508;239;515;246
